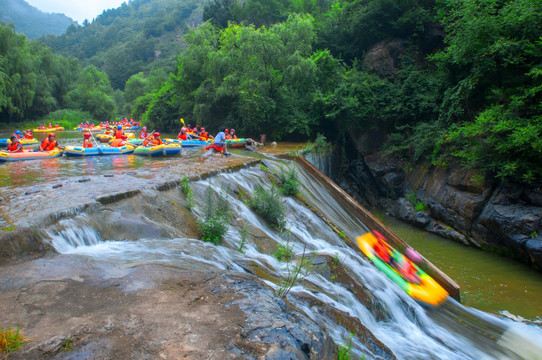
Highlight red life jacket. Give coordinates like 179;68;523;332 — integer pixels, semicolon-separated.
40;139;57;151
7;142;22;152
24;134;33;140
115;130;124;139
177;133;187;140
83;139;93;148
139;131;147;139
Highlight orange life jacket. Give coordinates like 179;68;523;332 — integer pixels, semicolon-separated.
225;134;232;140
24;134;33;140
40;139;57;151
115;130;124;139
199;132;209;141
83;139;93;148
177;133;187;140
110;139;125;147
143;138;162;146
7;142;22;152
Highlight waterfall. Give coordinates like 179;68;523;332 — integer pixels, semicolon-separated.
44;159;542;359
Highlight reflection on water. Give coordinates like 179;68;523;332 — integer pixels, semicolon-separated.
380;213;542;321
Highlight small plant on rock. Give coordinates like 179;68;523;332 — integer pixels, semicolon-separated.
277;244;317;298
252;185;285;228
0;324;27;354
197;186;230;245
180;176;194;209
275;164;300;196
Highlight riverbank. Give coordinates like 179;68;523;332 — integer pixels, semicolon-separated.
380;213;542;321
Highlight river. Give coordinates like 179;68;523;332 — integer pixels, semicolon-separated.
381;214;542;321
1;131;542;359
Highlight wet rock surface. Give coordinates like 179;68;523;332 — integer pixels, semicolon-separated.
336;150;542;270
0;257;336;359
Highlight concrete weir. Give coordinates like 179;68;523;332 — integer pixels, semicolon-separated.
280;154;461;301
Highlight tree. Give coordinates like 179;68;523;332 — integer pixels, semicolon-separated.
64;65;116;121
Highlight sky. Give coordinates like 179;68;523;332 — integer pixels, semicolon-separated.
24;0;127;24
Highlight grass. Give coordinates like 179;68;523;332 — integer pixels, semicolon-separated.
180;176;194;209
238;224;249;253
0;325;27;354
252;185;285;228
405;191;427;212
275;164;300;197
62;335;75;351
0;109;97;131
197;185;230;245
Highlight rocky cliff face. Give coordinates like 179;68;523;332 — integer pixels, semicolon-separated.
334;149;542;270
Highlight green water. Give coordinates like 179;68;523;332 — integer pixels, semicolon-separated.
380;214;542;320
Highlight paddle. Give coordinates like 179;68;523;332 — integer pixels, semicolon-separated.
86;129;103;155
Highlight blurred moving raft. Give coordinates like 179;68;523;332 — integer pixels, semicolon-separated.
278;154;461;303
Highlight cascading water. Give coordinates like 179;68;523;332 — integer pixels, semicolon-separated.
44;157;542;359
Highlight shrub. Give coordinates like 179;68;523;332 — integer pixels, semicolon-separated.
276;164;300;196
180;176;194;209
40;109;96;129
252;185;285;228
197;186;230;245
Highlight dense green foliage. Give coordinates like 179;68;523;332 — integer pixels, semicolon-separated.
1;0;540;183
0;0;75;39
41;0;200;90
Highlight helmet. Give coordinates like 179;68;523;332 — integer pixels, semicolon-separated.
200;127;205;132
121;134;128;139
181;127;186;132
55;122;59;124
84;133;91;138
48;133;55;137
15;130;21;134
154;132;160;137
117;125;122;130
142;126;147;130
225;129;229;132
230;129;235;133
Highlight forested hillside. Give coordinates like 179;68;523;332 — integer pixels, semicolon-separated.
1;0;541;183
0;0;75;38
40;0;203;90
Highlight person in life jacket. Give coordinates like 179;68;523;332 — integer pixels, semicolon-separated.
23;130;34;140
104;126;113;136
115;125;124;139
48;123;53;128
177;127;188;140
205;127;229;156
224;129;232;140
83;133;93;148
229;129;237;139
39;133;63;151
12;130;22;140
55;122;60;128
142;132;163;147
138;126;148;139
110;134;129;147
199;127;211;141
6;136;23;153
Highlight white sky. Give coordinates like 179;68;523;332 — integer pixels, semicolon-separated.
24;0;128;24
